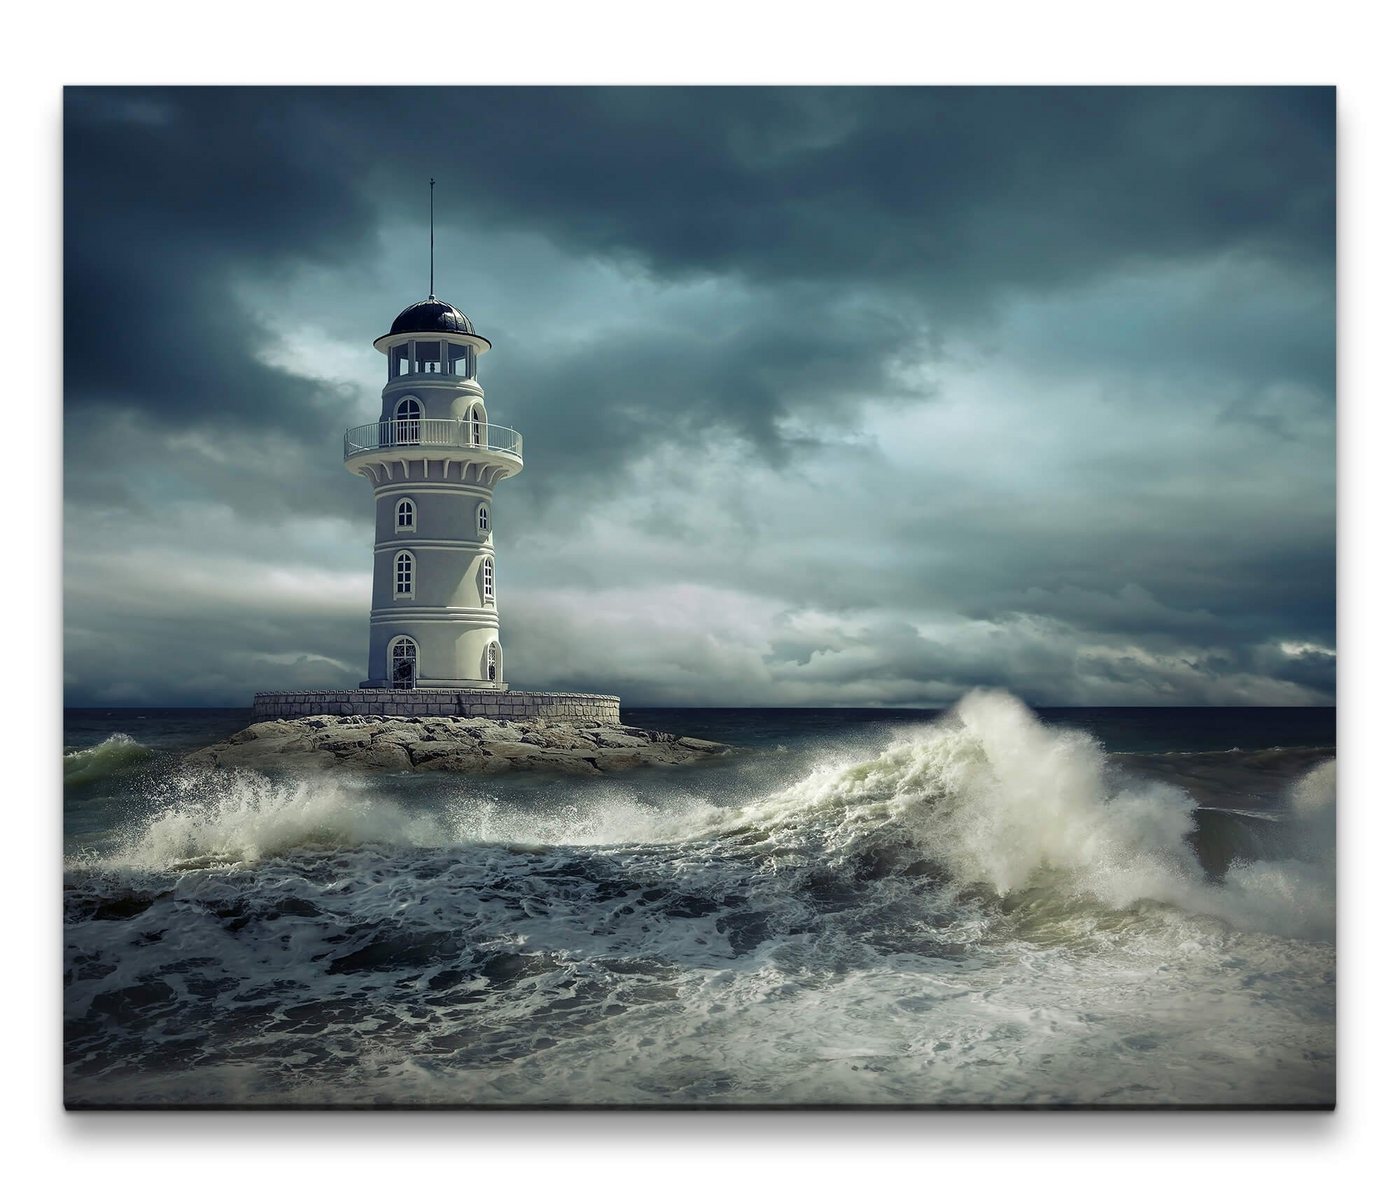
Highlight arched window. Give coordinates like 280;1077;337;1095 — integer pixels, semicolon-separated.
395;498;416;532
469;406;484;446
389;636;417;689
481;555;494;600
478;503;490;534
393;397;422;444
486;642;499;683
394;550;415;598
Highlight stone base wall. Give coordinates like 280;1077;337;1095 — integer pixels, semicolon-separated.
251;689;621;724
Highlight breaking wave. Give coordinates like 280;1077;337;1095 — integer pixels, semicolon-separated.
64;733;154;786
75;690;1334;940
700;689;1335;940
63;691;1336;1107
87;768;447;868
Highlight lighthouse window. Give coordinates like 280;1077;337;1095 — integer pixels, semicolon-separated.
486;642;498;683
391;343;410;377
395;498;416;531
413;341;443;374
470;406;483;445
393;397;422;444
482;556;494;600
394;550;415;598
447;343;472;376
478;504;489;534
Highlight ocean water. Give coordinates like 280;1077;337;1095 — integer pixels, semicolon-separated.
62;693;1336;1108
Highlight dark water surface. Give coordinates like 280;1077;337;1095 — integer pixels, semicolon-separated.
63;697;1336;1107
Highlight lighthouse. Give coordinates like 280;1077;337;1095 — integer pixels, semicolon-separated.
342;288;522;691
250;190;620;726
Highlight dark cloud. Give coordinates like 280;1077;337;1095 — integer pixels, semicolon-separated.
64;88;380;432
62;86;1335;707
334;86;1334;294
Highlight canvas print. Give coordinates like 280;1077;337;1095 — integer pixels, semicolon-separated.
62;86;1336;1108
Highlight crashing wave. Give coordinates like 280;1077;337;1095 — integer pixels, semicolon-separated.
70;690;1335;940
698;689;1335;940
64;733;154;787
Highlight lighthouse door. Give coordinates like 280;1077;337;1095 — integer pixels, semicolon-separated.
390;638;417;689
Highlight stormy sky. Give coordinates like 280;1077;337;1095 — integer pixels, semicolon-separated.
62;86;1335;708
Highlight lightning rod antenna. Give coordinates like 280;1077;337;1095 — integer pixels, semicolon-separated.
429;178;436;299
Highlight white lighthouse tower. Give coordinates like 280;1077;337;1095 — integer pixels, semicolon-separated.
249;189;620;726
342;202;522;691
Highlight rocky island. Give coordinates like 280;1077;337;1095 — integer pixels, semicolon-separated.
184;714;733;776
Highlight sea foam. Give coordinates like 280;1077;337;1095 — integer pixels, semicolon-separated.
683;688;1336;939
104;767;443;868
63;692;1336;1107
79;690;1335;939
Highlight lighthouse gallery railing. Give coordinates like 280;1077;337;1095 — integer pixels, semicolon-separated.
343;419;523;460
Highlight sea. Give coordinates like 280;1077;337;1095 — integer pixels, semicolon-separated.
62;692;1336;1108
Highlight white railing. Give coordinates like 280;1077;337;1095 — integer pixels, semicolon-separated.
344;419;523;460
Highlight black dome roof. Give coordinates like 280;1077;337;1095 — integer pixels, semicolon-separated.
389;298;475;336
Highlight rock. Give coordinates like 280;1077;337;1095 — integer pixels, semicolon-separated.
473;723;522;743
676;737;730;754
528;755;598;776
478;741;543;760
586;729;646;749
182;715;733;777
414;752;493;773
404;740;460;764
228;720;302;744
359;742;413;771
313;728;377;750
591;749;651;772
